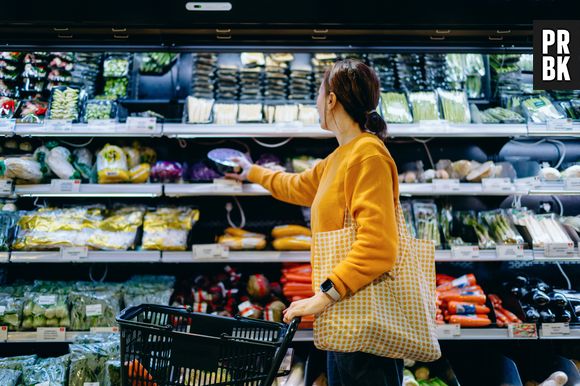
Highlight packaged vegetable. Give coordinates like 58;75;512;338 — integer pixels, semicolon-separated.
97;144;129;183
22;289;70;330
0;157;45;183
186;97;214;124
273;236;311;251
187;161;221;182
224;228;266;239
272;224;311;238
142;207;199;251
218;235;266;250
0;97;16;119
69;282;122;330
139;52;178;74
151;161;184;183
84;99;116;121
123;146;141;169
103;55;130;78
103;360;121;386
129;163;151;183
72;148;93;180
438;89;471;123
380;92;413;123
0;355;37;370
412;201;441;248
522;95;566;123
0;294;23;331
0;368;21;386
481;210;524;245
401;201;417;237
123;275;174;309
22;354;69;386
47;86;83;122
47;146;80;180
462;212;496;249
68;341;119;386
409;92;440;122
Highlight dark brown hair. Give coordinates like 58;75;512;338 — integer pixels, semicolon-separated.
323;59;387;140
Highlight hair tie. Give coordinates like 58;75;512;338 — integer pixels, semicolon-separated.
367;109;377;116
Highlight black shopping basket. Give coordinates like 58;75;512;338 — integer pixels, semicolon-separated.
116;304;300;386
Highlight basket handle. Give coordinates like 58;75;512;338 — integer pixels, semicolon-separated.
267;317;301;382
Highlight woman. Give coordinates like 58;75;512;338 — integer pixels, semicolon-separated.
227;59;402;385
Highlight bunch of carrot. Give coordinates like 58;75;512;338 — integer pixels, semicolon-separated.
281;264;315;329
489;294;522;327
436;273;492;327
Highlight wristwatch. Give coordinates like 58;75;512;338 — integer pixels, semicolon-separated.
321;279;341;302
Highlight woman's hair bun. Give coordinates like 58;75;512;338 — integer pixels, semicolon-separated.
365;110;387;140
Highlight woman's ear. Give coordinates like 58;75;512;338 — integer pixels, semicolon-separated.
327;92;337;111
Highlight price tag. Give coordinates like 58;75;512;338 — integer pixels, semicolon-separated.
0;118;15;133
126;117;157;131
88;119;116;129
213;178;243;193
451;245;479;259
0;326;7;341
542;323;570;337
192;244;229;259
61;246;88;260
436;324;461;337
90;326;119;334
84;383;100;386
546;118;574;131
496;244;525;259
44;119;73;131
38;295;56;306
544;242;575;257
508;323;538;338
482;178;513;192
0;179;12;194
86;304;103;317
418;120;449;130
51;179;81;193
432;179;460;191
515;176;540;190
564;178;580;190
36;327;66;342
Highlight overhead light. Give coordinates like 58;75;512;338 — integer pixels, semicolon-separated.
186;2;232;11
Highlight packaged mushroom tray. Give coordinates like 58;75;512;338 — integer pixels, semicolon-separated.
399;159;510;184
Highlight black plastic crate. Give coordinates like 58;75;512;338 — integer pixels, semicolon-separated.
116;304;299;386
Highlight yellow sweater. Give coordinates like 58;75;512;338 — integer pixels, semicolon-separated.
248;132;399;298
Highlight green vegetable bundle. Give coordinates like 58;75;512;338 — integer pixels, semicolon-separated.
409;92;440;122
22;284;70;330
0;294;23;331
0;355;37;371
22;354;69;386
84;99;116;121
482;107;525;123
103;56;130;78
0;368;21;386
123;275;174;309
480;210;524;245
438;89;471;123
462;213;496;249
48;87;82;121
139;52;178;75
69;341;119;386
412;201;441;248
401;202;417;238
522;95;566;123
103;360;121;386
70;282;122;330
380;92;413;123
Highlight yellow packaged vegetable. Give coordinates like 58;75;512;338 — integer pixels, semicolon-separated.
271;224;311;238
272;236;311;251
97;144;129;183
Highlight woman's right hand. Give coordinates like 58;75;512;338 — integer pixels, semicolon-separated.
224;156;253;182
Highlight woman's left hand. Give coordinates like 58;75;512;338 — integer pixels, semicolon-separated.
283;292;334;324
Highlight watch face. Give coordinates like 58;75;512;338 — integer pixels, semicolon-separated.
321;279;333;292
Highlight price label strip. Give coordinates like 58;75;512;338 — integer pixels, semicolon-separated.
546;118;574;131
564;178;580;190
0;118;15;133
88;119;116;130
496;244;525;260
51;179;81;193
61;246;89;260
90;326;119;334
482;178;513;192
436;324;461;338
0;179;12;195
44;119;73;131
508;323;538;338
126;117;157;131
36;327;66;342
432;179;460;192
541;323;570;337
0;326;7;341
192;244;229;259
544;242;575;258
451;245;480;259
213;178;243;193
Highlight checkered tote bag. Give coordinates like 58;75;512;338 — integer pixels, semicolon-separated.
312;201;441;362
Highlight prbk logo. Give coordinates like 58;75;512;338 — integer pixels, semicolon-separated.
534;20;580;90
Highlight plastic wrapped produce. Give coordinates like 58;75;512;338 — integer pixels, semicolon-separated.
0;368;21;386
139;52;177;74
186;97;214;124
401;201;417;238
462;212;496;249
47;146;80;180
123;146;141;169
0;355;37;370
214;103;238;125
87;206;144;250
151;161;184;183
0;157;45;183
22;354;69;386
409;91;440;121
103;55;130;77
104;360;121;386
0;97;16;119
22;287;70;330
438;89;471;123
187;161;221;182
412;201;441;248
481;210;524;245
84;99;116;121
103;78;128;98
69;341;119;386
70;282;122;330
129;163;151;183
522;95;566;123
142;207;200;250
123;275;174;308
97;144;129;183
0;294;23;331
72;148;93;180
237;103;263;122
511;210;572;248
380;92;413;123
47;86;83;122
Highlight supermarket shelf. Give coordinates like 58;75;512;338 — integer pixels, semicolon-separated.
5;330;116;343
0;253;9;263
539;325;580;339
400;183;527;196
527;122;580;137
163;123;332;138
164;183;270;197
388;123;527;137
10;251;162;263
15;123;163;137
15;183;163;197
435;249;535;262
162;251;311;263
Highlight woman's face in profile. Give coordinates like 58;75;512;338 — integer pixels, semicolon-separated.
316;83;328;131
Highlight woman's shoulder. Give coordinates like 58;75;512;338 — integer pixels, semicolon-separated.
349;134;392;165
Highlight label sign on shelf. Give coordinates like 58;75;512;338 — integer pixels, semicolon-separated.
44;119;73;131
0;179;12;194
436;324;461;337
36;327;66;342
60;246;88;260
126;117;157;131
83;383;100;386
0;326;7;341
86;304;103;317
418;120;449;131
508;323;538;338
88;119;116;130
192;244;229;259
451;245;479;259
432;179;460;191
496;244;525;259
482;178;513;192
51;179;81;193
515;176;540;190
542;323;570;337
544;242;575;257
90;326;119;334
38;295;56;306
564;178;580;190
213;178;243;193
546;118;574;131
0;118;15;132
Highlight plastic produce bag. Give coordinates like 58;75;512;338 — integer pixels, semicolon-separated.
481;209;524;245
72;148;93;180
21;354;69;386
103;360;121;386
0;368;21;386
69;282;122;330
0;294;23;331
123;146;141;169
462;212;496;249
47;86;83;122
0;157;45;183
97;144;129;183
151;161;184;182
412;201;441;248
380;92;413;123
409;91;440;122
68;341;119;386
22;281;71;330
522;95;566;123
438;89;471;123
47;146;80;180
187;161;221;182
0;355;37;370
123;275;174;308
142;207;199;250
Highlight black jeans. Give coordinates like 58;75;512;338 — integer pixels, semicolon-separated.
327;351;404;386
